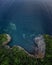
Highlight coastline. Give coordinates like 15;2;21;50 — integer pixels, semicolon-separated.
1;34;52;63
2;34;35;58
1;34;36;58
2;34;46;59
2;34;44;58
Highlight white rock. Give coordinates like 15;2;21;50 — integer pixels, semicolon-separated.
34;35;46;58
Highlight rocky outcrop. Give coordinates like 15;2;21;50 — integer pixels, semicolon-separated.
33;35;46;58
2;34;11;45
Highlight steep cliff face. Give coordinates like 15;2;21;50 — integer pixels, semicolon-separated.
33;35;46;58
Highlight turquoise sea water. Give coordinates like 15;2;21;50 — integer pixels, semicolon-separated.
0;0;52;52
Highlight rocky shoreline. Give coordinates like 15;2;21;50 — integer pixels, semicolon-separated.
0;34;52;65
1;34;35;58
2;34;46;59
2;34;11;45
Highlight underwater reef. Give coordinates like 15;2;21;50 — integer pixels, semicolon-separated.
0;34;52;65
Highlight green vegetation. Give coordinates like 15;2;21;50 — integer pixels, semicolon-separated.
0;46;37;65
0;34;7;45
44;34;52;57
0;34;52;65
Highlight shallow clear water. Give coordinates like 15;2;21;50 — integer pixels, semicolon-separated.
0;0;52;52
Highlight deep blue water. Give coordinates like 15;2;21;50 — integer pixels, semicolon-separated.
0;0;52;52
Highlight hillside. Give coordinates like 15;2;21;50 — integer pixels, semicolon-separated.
0;34;52;65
